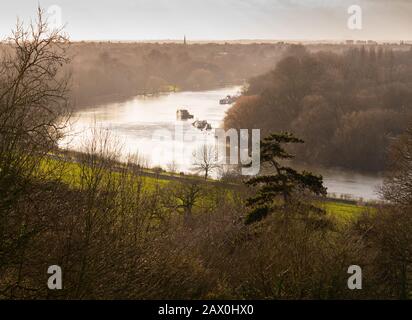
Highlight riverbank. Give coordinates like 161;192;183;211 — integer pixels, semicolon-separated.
46;148;375;223
67;41;285;109
71;82;244;110
64;86;383;201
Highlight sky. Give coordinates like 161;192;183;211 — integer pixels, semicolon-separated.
0;0;411;41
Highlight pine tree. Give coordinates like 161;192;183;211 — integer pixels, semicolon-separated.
245;132;327;225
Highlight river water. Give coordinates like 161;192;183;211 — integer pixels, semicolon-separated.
62;86;383;201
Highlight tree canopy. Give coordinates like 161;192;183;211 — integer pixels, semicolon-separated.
225;45;412;173
245;132;327;225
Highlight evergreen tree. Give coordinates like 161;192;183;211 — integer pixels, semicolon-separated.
245;132;327;225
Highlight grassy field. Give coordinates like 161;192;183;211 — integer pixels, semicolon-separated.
322;201;370;222
41;155;370;222
41;156;169;190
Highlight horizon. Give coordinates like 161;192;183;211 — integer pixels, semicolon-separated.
1;0;411;42
1;38;411;45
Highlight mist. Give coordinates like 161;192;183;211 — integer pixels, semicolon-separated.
0;0;411;41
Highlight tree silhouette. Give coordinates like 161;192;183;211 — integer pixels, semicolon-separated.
192;144;220;180
245;132;327;225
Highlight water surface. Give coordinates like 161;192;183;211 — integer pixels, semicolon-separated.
63;87;383;201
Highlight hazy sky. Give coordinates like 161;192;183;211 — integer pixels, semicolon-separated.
0;0;411;41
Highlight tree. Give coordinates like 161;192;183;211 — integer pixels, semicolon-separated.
186;68;215;89
0;7;70;196
355;207;412;299
163;181;203;224
224;47;412;174
192;144;220;180
0;7;70;296
381;128;412;206
245;132;327;225
224;95;263;131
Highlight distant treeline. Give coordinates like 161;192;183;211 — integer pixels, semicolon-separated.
66;42;378;108
225;45;412;173
67;42;291;107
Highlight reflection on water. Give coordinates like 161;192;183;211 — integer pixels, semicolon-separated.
316;167;383;201
62;86;383;201
63;86;242;173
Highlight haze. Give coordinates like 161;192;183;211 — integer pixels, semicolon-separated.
0;0;411;41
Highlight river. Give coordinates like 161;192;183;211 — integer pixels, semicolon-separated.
62;86;383;201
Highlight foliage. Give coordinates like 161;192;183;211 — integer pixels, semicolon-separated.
225;45;412;173
245;132;327;224
381;127;412;206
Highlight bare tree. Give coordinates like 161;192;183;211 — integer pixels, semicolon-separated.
381;128;412;206
167;159;178;174
0;7;70;192
192;144;220;180
162;181;203;224
75;126;122;297
0;7;70;296
78;126;122;193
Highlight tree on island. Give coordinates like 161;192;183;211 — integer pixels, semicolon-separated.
245;132;327;225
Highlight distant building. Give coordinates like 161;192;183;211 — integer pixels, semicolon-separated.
346;40;355;45
356;40;367;45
